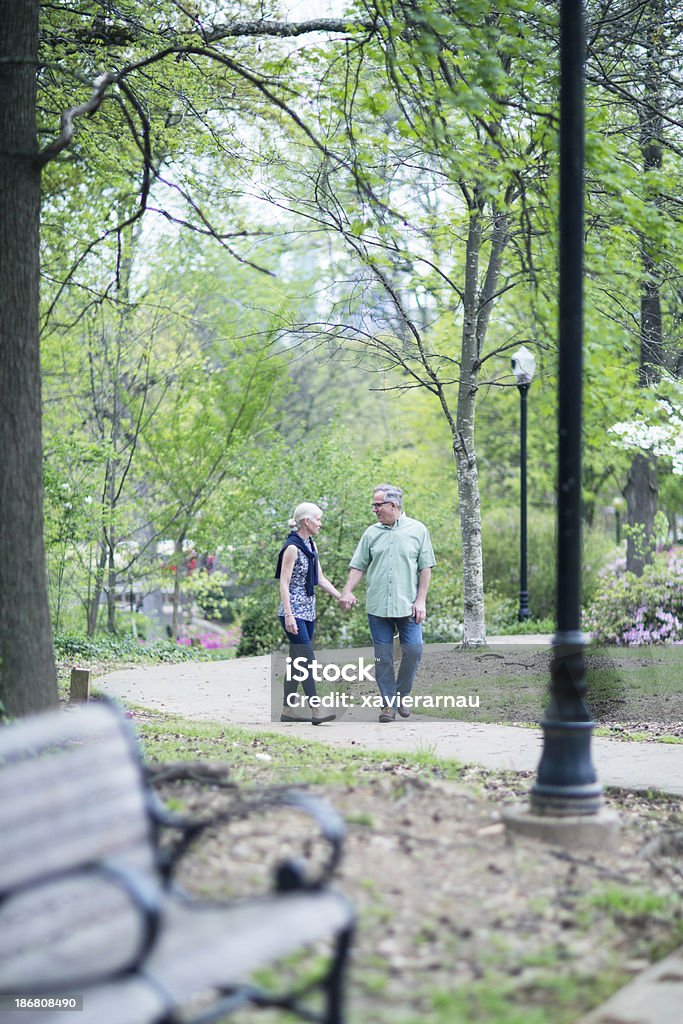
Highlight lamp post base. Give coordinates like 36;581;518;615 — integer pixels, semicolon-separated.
530;719;604;815
517;590;530;622
502;805;621;852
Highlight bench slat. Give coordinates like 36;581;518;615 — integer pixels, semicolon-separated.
8;891;353;1024
150;891;352;998
9;978;167;1024
0;703;125;757
0;707;154;893
0;873;153;986
0;791;153;890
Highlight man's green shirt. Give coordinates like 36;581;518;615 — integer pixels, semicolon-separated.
349;514;436;617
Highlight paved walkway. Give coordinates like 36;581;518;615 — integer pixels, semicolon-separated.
97;642;683;796
97;642;683;1024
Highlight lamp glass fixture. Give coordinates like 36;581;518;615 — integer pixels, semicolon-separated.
511;345;536;385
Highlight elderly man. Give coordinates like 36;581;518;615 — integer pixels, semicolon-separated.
340;484;435;722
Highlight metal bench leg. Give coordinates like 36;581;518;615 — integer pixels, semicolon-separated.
324;924;354;1024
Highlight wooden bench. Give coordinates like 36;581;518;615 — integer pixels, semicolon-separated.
0;700;354;1024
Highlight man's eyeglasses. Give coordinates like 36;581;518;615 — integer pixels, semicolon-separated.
371;500;391;510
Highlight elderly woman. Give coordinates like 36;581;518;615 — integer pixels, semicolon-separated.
275;502;344;724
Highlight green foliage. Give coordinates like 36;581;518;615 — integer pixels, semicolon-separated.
482;508;617;620
217;427;389;655
421;553;465;642
621;522;654;563
34;0;683;663
182;569;232;622
492;614;555;636
54;632;201;664
43;437;110;631
659;471;683;542
235;601;284;658
41;230;290;634
584;550;683;644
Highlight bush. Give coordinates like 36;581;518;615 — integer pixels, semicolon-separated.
492;615;556;636
236;602;285;657
421;557;464;643
54;632;205;664
235;591;375;656
482;507;617;619
583;551;683;644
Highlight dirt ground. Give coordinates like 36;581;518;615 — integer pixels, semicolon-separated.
152;751;683;1024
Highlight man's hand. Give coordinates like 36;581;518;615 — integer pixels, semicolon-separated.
339;591;357;611
412;600;426;624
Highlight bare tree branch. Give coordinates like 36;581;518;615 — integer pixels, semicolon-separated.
37;71;116;166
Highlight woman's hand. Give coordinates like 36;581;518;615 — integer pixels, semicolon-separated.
284;612;298;634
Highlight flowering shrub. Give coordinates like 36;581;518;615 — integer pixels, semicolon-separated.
583;552;683;644
177;627;241;650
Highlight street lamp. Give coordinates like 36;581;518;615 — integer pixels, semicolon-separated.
511;345;536;622
504;0;618;847
530;0;603;819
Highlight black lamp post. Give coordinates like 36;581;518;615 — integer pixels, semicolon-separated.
511;346;536;622
530;0;603;816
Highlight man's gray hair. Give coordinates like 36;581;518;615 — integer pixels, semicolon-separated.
374;483;403;509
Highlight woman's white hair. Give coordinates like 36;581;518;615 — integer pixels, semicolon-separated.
288;502;323;529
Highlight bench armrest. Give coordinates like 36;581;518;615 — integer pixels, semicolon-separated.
147;768;344;891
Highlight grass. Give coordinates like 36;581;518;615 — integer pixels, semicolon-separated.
594;727;683;744
422;644;681;722
303;643;682;733
399;968;629;1024
587;884;670;917
576;884;683;963
131;705;468;786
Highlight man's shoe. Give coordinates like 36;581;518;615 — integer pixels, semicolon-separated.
311;712;336;726
280;710;310;723
378;707;396;723
396;697;411;719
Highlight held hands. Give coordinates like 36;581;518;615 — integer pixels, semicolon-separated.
338;591;357;611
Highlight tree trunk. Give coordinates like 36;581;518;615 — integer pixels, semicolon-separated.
105;462;118;633
0;1;58;715
171;538;185;640
87;542;108;635
625;0;664;576
452;198;509;644
624;452;658;576
454;432;486;643
456;208;486;644
107;546;118;633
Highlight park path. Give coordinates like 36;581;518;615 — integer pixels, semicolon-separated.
97;642;683;797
